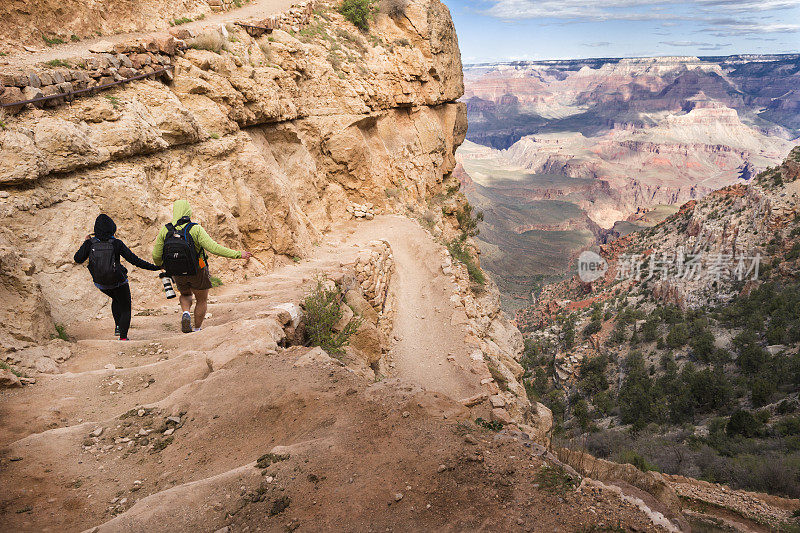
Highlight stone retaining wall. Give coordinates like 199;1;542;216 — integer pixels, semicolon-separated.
0;1;316;114
0;38;179;113
353;240;394;313
260;2;315;32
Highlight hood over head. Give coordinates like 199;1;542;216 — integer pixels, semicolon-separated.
172;199;192;225
94;214;117;240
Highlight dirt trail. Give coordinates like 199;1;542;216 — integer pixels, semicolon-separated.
348;217;483;400
0;215;671;532
0;0;296;69
0;216;479;447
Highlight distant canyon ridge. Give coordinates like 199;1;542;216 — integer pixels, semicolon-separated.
456;54;800;310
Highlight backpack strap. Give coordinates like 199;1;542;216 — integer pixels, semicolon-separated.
165;223;175;233
182;223;208;261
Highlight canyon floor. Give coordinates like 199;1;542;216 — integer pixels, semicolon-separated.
0;216;670;532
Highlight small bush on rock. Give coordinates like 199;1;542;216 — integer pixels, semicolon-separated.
447;238;485;285
339;0;376;31
302;278;361;356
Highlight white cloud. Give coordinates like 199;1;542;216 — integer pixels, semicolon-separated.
696;0;800;10
484;0;671;20
660;40;709;45
707;19;800;34
483;0;800;24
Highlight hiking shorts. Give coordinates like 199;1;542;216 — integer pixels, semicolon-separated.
174;266;213;293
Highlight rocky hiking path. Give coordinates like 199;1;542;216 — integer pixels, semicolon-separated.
0;0;296;70
0;215;481;446
349;216;484;400
0;215;677;531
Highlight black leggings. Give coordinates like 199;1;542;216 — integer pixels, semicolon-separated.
100;283;132;339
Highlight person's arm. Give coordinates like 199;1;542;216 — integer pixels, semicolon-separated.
152;227;166;267
119;241;161;271
74;238;91;264
191;225;243;259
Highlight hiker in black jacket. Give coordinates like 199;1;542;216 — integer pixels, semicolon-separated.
74;214;161;340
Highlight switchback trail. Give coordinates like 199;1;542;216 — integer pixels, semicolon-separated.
0;215;670;532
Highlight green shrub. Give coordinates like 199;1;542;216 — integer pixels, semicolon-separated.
572;397;591;430
618;351;654;430
536;464;578;494
578;355;609;396
726;409;759;438
608;319;627;345
475;417;503;431
641;316;659;342
689;329;715;362
210;276;223;287
53;324;69;341
302;278;361;357
750;377;776;407
42;35;65;46
447;239;485;285
665;323;689;348
617;450;657;472
170;16;193;26
544;389;566;423
454;202;483;238
562;317;576;349
593;390;615;416
45;59;70;68
582;320;601;338
0;361;24;378
338;0;376;30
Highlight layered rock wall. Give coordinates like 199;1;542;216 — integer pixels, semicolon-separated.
0;0;465;350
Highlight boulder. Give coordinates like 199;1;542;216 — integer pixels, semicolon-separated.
35;356;60;374
88;41;115;54
349;321;383;364
490;408;513;425
333;303;354;333
344;289;378;324
0;369;22;388
0;86;24;114
293;347;335;367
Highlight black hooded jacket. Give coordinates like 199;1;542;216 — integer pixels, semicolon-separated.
74;214;160;286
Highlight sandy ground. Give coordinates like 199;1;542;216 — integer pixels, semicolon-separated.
0;215;677;532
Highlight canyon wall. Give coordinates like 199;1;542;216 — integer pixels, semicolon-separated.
0;0;210;53
0;0;467;350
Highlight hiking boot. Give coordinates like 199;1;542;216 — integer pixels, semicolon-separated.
181;311;192;333
115;325;120;337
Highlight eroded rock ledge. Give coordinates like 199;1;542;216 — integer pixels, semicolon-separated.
0;0;465;345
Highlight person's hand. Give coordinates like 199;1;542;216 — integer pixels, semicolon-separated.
241;251;252;260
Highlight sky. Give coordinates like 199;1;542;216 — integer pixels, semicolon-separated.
445;0;800;63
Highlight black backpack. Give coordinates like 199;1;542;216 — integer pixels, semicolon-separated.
89;239;124;286
162;221;202;276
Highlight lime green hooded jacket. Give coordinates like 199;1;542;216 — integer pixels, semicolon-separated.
152;199;241;267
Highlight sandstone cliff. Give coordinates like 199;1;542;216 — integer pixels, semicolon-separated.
0;0;465;346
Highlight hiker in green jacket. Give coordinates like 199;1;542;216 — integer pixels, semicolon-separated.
153;199;251;333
